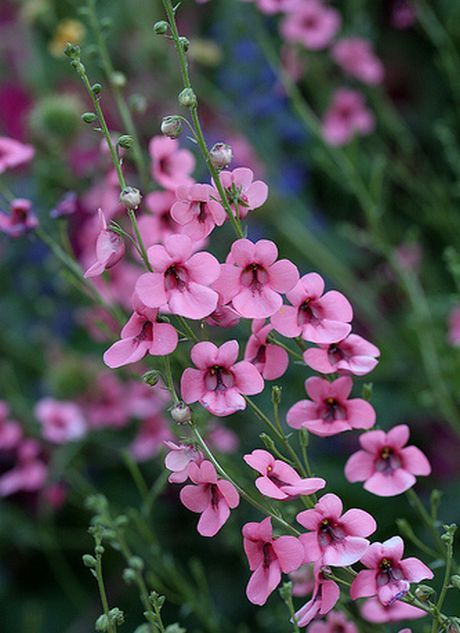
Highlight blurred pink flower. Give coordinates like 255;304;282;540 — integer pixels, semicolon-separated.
0;136;34;173
361;597;426;623
206;423;240;453
0;401;22;450
84;373;130;429
322;88;375;146
289;563;315;597
308;610;358;633
280;0;340;50
332;38;384;85
448;305;460;346
138;190;181;247
149;136;195;190
391;0;416;29
35;398;86;444
129;413;172;462
0;439;47;497
0;198;38;238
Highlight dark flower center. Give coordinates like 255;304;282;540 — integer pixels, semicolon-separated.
298;298;321;326
375;446;402;474
241;263;269;291
135;321;153;342
262;542;276;568
377;557;405;587
205;365;234;391
164;264;188;291
318;518;347;547
319;397;346;422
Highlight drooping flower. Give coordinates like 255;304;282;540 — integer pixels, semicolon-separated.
216;167;268;219
164;441;204;483
294;563;340;627
179;460;239;537
307;610;359;633
345;424;431;496
280;0;341;50
271;273;352;343
297;493;376;566
149;135;195;190
289;563;315;597
84;208;125;278
0;439;47;497
244;449;326;500
180;340;264;417
35;398;86;444
332;38;384;85
0;198;38;238
242;517;304;605
0;136;35;173
303;333;380;376
321;89;375;146
287;376;376;437
351;536;433;606
360;597;425;623
244;319;289;380
135;234;220;320
103;296;178;368
171;183;226;239
214;239;299;319
129;414;172;462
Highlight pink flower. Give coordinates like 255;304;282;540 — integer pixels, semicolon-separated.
35;398;86;444
297;493;376;566
180;460;239;537
42;483;67;509
205;294;241;328
361;598;425;623
289;563;315;597
84;209;125;278
181;340;264;416
0;402;22;450
303;333;380;376
215;239;299;319
294;563;340;627
242;0;299;14
287;376;376;437
138;190;181;247
84;373;130;429
0;136;34;173
0;198;38;238
308;610;358;633
149;136;195;190
344;424;431;496
244;449;326;500
0;439;47;496
448;305;460;346
217;167;268;219
242;517;304;605
244;319;289;380
129;414;172;462
164;441;204;483
391;1;416;30
171;183;226;240
322;89;375;146
104;297;178;368
271;273;352;344
332;38;384;85
207;423;240;453
351;536;433;606
136;234;220;320
280;0;341;50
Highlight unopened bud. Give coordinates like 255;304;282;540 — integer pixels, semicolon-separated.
111;71;126;88
161;115;183;139
170;402;192;425
129;556;144;571
120;186;142;210
209;143;232;170
362;382;373;401
271;385;282;406
82;554;97;568
64;42;80;59
143;370;160;386
122;568;137;584
117;134;134;149
179;36;190;52
279;581;293;603
414;585;435;601
91;83;102;96
95;545;105;555
81;112;98;124
178;88;197;108
154;21;169;35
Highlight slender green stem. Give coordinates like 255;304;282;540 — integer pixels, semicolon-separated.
162;356;179;404
95;550;116;633
122;450;150;503
176;315;199;342
128;208;152;271
268;335;304;361
405;488;444;554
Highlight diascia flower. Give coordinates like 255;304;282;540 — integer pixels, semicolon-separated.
350;536;433;606
214;238;299;319
303;333;380;376
164;441;203;483
135;234;220;320
138;190;181;246
0;439;47;497
297;493;376;566
180;340;264;417
149;135;195;190
271;272;353;344
280;0;341;50
331;38;384;85
293;562;340;627
171;183;226;240
287;376;376;437
244;319;289;380
308;610;358;633
0;198;38;238
84;208;125;278
344;424;431;496
179;460;239;537
242;517;304;605
321;88;375;146
0;136;35;173
216;167;268;219
244;449;326;500
35;398;86;444
360;597;426;623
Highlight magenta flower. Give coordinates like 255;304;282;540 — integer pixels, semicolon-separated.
287;376;376;437
448;305;460;346
35;398;86;444
181;340;264;416
345;424;431;496
217;167;268;219
308;610;358;633
149;135;195;190
244;449;326;500
164;441;204;483
360;597;426;623
244;319;289;380
0;402;22;450
136;234;220;320
215;238;299;319
0;198;38;238
129;414;172;462
242;517;304;605
289;564;315;597
84;209;125;278
207;423;240;454
322;89;375;146
171;183;226;239
280;0;341;50
244;0;299;14
0;136;34;173
271;272;352;344
293;562;340;627
297;493;376;566
351;536;433;606
104;298;178;368
180;460;239;537
0;439;47;497
303;333;380;376
332;38;384;85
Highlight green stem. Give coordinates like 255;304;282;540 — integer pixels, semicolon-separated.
122;450;150;504
162;355;179;404
128;208;152;271
95;550;116;633
405;488;444;554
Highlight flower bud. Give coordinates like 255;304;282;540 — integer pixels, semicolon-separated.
161;115;183;139
64;42;80;59
209;143;232;170
362;382;373;401
170;402;192;425
120;186;142;210
122;568;137;584
117;134;134;149
95;614;109;632
143;370;160;386
129;556;144;571
179;36;190;52
414;585;435;601
82;554;97;568
178;88;197;108
81;112;98;124
111;71;126;88
92;83;102;96
95;545;105;555
154;21;169;35
271;385;282;406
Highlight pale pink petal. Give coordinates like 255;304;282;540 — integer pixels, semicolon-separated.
181;368;205;403
399;558;433;582
268;259;299;292
135;272;167;308
350;569;377;599
232;361;264;395
344;450;375;482
364;470;415;496
400;446;431;476
273;536;305;572
271;305;301;338
180;484;209;512
187;252;221;285
341;509;377;537
149;322;178;355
